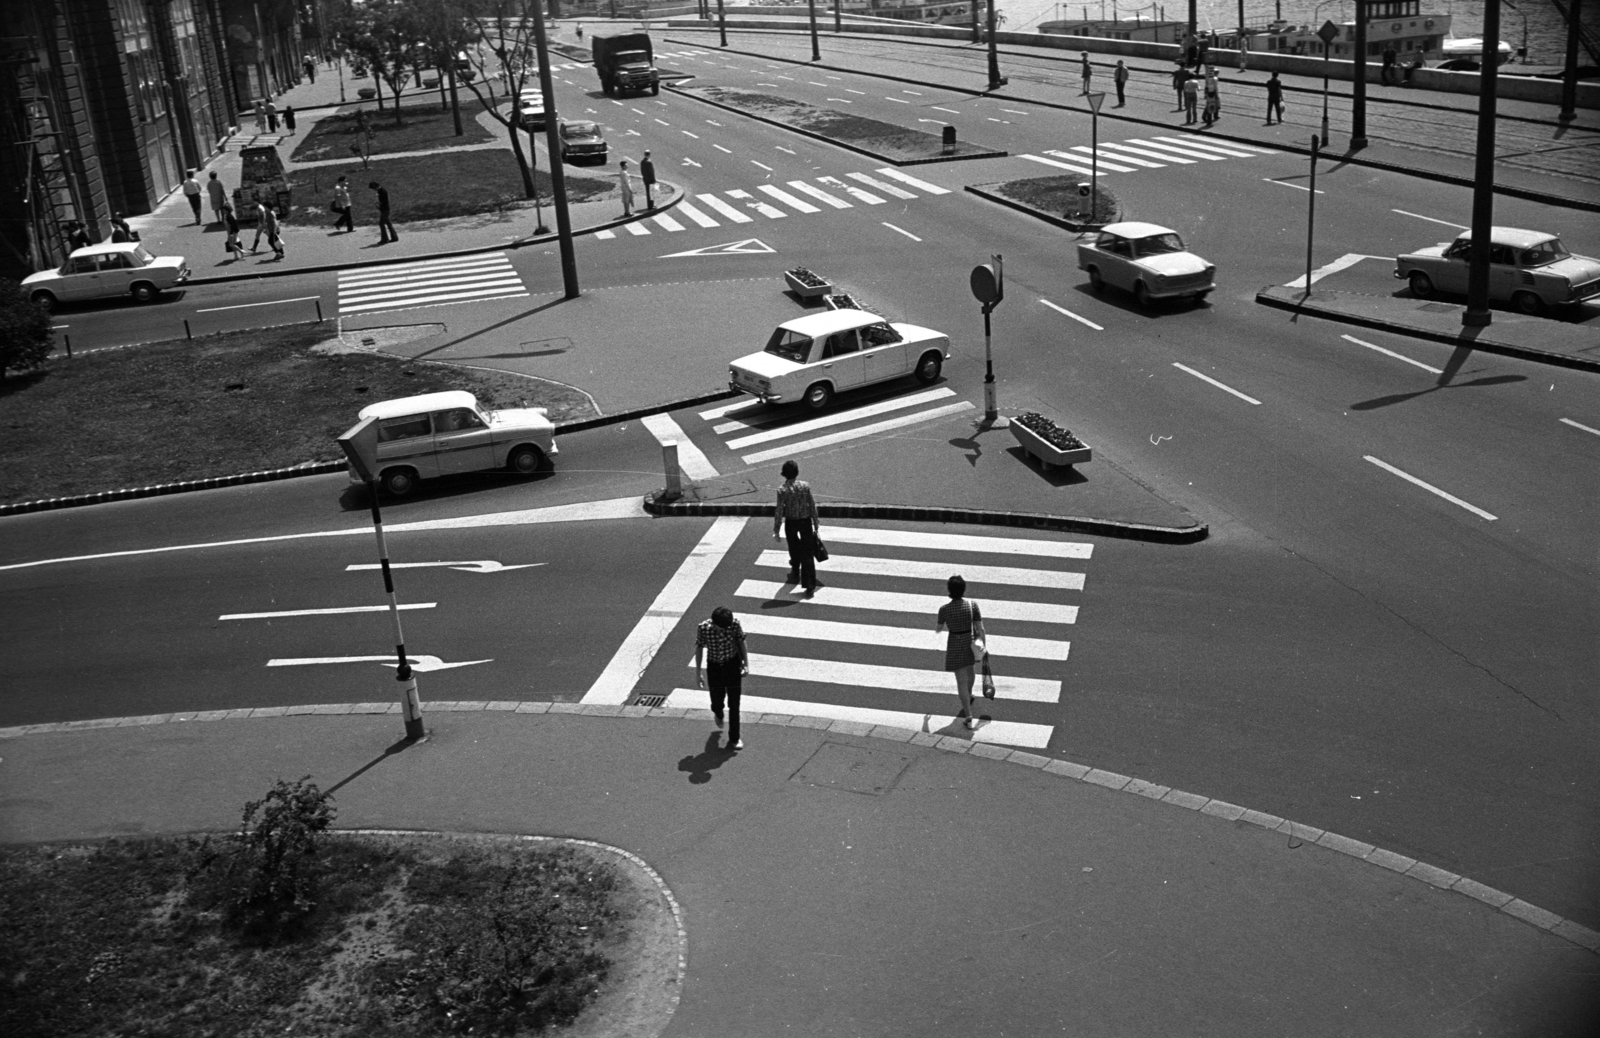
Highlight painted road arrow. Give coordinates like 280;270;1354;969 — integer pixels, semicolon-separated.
267;655;493;672
345;561;545;574
661;239;775;258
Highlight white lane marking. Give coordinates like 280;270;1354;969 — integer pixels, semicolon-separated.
903;89;923;95
1341;334;1444;373
775;145;796;154
696;193;753;223
714;144;733;153
751;159;774;171
345;561;543;574
1020;153;1099;175
663;689;1055;748
641;413;720;479
654;118;670;126
725;652;1060;701
743;401;974;464
823;524;1093;559
700;397;765;421
726;188;786;219
1560;417;1600;437
818;176;885;204
339;260;513;291
1210;139;1279;154
195;295;319;313
1123;137;1226;161
1068;145;1160;168
808;80;827;86
624;222;651;236
1001;108;1029;114
681;130;699;138
846;172;916;198
675;201;720;227
340;286;529;315
874;167;950;194
583;516;748;704
757;184;821;213
339;272;522;302
595;229;616;239
1263;178;1324;194
736;579;1079;624
1053;148;1138;172
735;613;1071;661
1364;456;1498;521
336;253;512;280
845;87;865;94
786;180;852;208
1284;253;1389;289
1101;141;1196;164
724;387;957;446
826;98;855;104
1151;135;1260;158
705;119;724;126
886;96;911;103
755;549;1085;590
883;222;922;241
932;105;960;113
268;654;490;672
221;603;436;620
1172;362;1262;405
631;108;646;115
1040;298;1104;331
653;212;686;232
1392;209;1469;229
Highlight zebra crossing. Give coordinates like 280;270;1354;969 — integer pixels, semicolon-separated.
1018;134;1277;177
697;386;975;466
592;167;950;240
662;524;1094;748
335;252;529;316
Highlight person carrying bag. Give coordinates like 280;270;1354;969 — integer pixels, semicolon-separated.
937;575;991;729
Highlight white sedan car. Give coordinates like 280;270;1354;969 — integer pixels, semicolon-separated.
1075;221;1215;306
348;390;557;497
23;242;189;312
1396;227;1600;314
728;310;950;411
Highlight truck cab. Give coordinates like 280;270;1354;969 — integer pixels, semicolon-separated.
592;32;659;97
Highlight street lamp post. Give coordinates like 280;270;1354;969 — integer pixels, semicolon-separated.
808;0;821;61
1463;0;1503;328
987;0;1006;89
718;0;727;47
1304;133;1320;300
1086;90;1105;221
1505;0;1528;62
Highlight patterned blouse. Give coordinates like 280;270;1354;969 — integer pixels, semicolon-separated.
696;618;746;664
776;479;817;519
936;598;982;671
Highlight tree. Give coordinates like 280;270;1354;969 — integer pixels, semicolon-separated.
455;0;548;200
412;0;479;136
0;278;54;381
333;0;422;126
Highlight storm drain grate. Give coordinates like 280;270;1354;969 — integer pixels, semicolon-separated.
635;695;667;708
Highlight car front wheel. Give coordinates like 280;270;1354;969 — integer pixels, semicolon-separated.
1512;290;1545;316
130;281;160;304
380;468;418;497
30;290;56;313
1133;281;1152;307
914;351;943;385
1408;271;1435;298
804;382;833;410
1087;267;1104;293
507;444;545;475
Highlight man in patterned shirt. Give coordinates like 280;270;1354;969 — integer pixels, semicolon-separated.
695;606;748;749
773;459;822;594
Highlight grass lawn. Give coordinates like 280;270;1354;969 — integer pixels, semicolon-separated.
0;832;670;1037
679;86;1001;162
0;322;597;505
985;174;1120;225
289;101;497;163
286;150;613;224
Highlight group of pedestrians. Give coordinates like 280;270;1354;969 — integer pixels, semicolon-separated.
616;150;657;217
692;459;994;754
1173;64;1224;126
251;98;296;136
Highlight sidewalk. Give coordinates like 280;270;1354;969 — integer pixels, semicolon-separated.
2;708;1595;1034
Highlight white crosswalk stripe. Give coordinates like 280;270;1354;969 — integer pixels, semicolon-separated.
726;188;787;218
741;401;974;465
1020;153;1100;176
337;253;527;315
786;180;852;208
1067;145;1161;168
757;184;820;213
754;550;1085;590
1101;141;1196;164
695;192;753;223
719;386;957;443
846;171;916;199
873;167;950;194
818;176;887;204
676;201;720;227
1016;132;1281;181
703;387;975;466
1047;148;1137;172
662;690;1055;748
735;580;1080;624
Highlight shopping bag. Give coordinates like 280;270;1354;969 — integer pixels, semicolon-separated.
813;536;829;563
981;658;996;699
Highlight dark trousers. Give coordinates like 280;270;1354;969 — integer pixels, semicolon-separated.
1267;99;1282;123
784;518;817;590
708;658;742;742
377;213;398;242
186;194;202;222
1114;81;1125;105
334;205;354;232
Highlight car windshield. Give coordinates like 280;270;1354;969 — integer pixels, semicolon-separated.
563;121;597;137
1135;233;1186;256
1520;239;1571;266
132;246;154;265
763;329;812;363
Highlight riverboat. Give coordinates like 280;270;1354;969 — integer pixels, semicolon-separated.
1217;0;1452;63
739;0;971;26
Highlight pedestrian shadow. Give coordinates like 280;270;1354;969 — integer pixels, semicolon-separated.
677;732;736;784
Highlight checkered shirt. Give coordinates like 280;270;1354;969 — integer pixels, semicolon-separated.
776;479;817;519
696;618;746;663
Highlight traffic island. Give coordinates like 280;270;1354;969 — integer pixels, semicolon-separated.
967;174;1120;233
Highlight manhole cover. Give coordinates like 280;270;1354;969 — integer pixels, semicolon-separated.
791;742;913;796
1417;303;1457;313
635;694;666;708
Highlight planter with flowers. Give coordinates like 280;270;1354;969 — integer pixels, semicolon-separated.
783;266;832;299
1010;411;1092;468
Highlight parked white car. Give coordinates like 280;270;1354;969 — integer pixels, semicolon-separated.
348;390;557;497
1395;227;1600;314
1075;221;1215;306
728;310;950;411
23;242;189;312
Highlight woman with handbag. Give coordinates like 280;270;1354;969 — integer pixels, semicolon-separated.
936;574;987;729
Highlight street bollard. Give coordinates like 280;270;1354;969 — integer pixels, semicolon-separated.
942;124;956;156
662;440;683;501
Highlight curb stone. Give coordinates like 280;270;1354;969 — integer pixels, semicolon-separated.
3;701;1594;956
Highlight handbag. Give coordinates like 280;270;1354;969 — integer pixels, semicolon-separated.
812;535;829;563
967;600;986;659
982;657;996;699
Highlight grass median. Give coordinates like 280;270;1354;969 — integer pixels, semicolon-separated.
0;322;598;506
289;101;498;163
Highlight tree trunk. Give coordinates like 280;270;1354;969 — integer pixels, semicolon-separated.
448;66;463;135
507;119;537;198
374;72;384;110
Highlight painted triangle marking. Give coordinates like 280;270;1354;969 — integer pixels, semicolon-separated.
661;238;776;258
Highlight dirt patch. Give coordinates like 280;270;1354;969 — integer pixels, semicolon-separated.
978;173;1121;225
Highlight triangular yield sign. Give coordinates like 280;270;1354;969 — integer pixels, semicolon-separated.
661;239;775;258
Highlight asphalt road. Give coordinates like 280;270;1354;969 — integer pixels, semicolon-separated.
5;38;1598;931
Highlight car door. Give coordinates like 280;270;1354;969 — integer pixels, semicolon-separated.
1434;238;1473;294
1487;244;1520;301
429;407;497;474
1105;235;1137;291
58;255;102;301
375;413;440;478
817;330;866;391
101;252;136;297
859;326;907;386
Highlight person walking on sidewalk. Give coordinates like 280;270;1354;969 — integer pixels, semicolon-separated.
640;150;657;209
1201;67;1220;126
266;99;278;133
617;158;635;216
1182;74;1199;124
1171;64;1189;110
937;575;987;729
1113;60;1129;107
370;181;398;243
253;98;265;134
774;459;822;595
1079;51;1093;94
256;201;284;259
283;105;296;134
206;171;227;224
181;170;204;225
695;606;749;751
303;55;316;83
1381;43;1398;85
1265;71;1284;124
222;203;244;261
110;212;133;243
331;175;354;232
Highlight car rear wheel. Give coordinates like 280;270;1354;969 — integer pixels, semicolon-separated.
1133;281;1152;307
507;444;545;475
1512;290;1545;316
30;290;56;313
914;351;943;385
1408;271;1435;298
380;468;418;497
1087;267;1105;293
651;83;660;96
804;382;833;411
130;281;159;304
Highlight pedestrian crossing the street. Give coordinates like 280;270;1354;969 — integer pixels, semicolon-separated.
336;252;528;316
697;386;975;466
1018;134;1277;178
591;167;950;240
661;524;1094;748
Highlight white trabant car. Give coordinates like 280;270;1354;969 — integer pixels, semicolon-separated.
1075;221;1215;306
728;310;950;411
23;242;189;312
349;390;557;497
1395;227;1600;314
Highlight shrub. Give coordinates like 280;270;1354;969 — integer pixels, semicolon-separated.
0;278;53;380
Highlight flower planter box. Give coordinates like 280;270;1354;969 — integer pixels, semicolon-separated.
356;87;377;100
1011;419;1092;468
784;269;832;299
